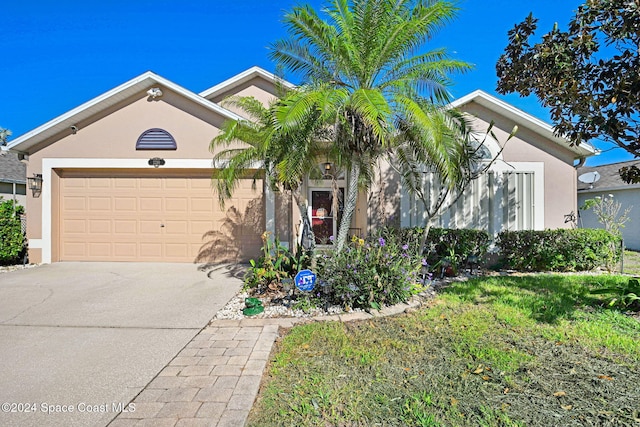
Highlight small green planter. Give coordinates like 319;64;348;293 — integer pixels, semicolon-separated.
243;297;264;316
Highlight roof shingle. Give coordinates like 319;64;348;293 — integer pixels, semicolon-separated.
577;160;640;191
0;151;26;183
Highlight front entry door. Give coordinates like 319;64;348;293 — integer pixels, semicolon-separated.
310;188;343;245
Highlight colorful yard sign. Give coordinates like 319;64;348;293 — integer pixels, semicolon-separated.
295;269;317;292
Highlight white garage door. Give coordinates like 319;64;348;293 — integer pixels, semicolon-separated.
58;171;264;262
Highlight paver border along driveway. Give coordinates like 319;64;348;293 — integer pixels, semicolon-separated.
0;262;241;427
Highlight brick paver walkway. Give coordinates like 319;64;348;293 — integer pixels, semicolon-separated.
108;301;418;427
108;318;296;427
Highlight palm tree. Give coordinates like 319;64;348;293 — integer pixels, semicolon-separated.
211;96;329;251
270;0;473;250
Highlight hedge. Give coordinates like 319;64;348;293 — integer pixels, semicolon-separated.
496;229;621;272
394;227;490;268
0;199;26;265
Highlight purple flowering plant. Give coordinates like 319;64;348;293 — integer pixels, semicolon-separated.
315;228;425;310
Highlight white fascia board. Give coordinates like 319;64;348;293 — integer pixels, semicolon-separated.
7;74;150;152
8;72;243;154
199;66;296;99
151;73;243;120
451;90;596;158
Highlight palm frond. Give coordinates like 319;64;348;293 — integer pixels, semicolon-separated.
349;88;392;145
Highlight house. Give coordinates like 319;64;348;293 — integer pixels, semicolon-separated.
6;67;594;264
577;161;639;251
0;150;26;207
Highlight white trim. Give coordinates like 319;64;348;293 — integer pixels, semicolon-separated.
199;66;296;99
38;158;270;264
28;239;43;249
264;182;275;237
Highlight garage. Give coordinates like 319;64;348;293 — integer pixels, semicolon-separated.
6;70;287;264
57;169;264;262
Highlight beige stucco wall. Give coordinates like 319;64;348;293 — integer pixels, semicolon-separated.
23;83;289;263
208;76;282;118
460;102;579;229
368;158;401;232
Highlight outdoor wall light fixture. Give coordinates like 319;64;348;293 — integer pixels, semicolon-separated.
322;162;334;179
148;157;165;168
28;173;43;196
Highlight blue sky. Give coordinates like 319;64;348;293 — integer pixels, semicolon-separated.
0;0;633;166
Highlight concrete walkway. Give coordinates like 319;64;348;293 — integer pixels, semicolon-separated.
108;303;419;427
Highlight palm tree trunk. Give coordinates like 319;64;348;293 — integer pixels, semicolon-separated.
336;162;360;252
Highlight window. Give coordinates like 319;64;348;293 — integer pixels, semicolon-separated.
136;128;177;150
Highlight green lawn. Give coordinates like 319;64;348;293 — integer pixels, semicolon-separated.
247;274;640;426
623;250;640;275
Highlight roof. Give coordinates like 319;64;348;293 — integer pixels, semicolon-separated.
6;69;595;161
450;90;596;159
6;71;244;155
0;151;26;183
199;66;295;100
577;160;640;192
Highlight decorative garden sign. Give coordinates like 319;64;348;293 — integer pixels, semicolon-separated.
295;269;317;292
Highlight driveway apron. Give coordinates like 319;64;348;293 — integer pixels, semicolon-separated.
0;263;241;427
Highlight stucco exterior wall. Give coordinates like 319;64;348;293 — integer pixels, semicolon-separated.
208;76;281;118
368;158;401;232
459;102;578;229
578;189;639;251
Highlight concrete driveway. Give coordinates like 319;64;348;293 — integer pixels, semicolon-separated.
0;262;242;427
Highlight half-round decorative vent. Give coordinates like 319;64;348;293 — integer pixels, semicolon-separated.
136;128;177;150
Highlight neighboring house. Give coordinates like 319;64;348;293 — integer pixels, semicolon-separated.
0;150;27;207
577;161;639;251
6;67;594;264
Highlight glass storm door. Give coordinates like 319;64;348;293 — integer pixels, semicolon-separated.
311;189;335;244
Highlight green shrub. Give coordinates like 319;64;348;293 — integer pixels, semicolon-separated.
496;229;621;272
0;199;26;265
244;232;311;292
395;227;490;270
316;231;423;311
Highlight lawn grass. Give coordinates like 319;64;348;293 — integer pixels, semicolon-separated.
622;250;640;275
247;274;640;426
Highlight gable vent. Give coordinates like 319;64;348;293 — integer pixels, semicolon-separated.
136;128;177;150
